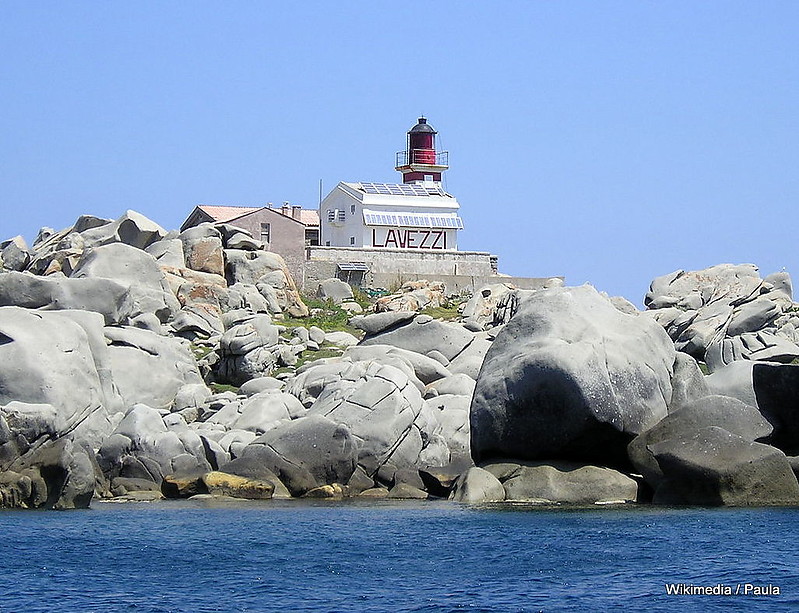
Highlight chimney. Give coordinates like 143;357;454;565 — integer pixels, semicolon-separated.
292;205;302;220
280;201;290;217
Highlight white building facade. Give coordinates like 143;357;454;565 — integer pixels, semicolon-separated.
319;181;463;251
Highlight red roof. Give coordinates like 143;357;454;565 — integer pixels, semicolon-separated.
197;205;319;227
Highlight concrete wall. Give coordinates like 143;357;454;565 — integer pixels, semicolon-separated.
302;245;559;294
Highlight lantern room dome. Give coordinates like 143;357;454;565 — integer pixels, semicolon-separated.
409;117;437;134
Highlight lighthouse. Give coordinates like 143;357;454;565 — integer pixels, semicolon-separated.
395;117;449;185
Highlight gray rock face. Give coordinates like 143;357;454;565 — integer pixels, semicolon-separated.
1;236;32;272
359;314;475;362
179;224;224;276
324;331;361;348
0;307;115;446
0;271;134;325
239;377;284;396
645;264;799;370
461;284;515;330
426;373;476;398
350;311;417;336
104;327;204;411
483;461;639;504
97;404;211;483
71;242;180;322
302;360;449;476
236;415;357;496
628;395;773;489
705;361;757;407
317;278;354;304
650;426;799;506
345;344;451;386
216;315;281;385
145;239;185;268
447;337;492;379
170;305;224;339
80;210;167;250
207;389;303;434
471;285;675;466
0;437;95;509
373;280;446;313
226;232;263;251
669;352;710;410
425;394;471;467
224;249;308;317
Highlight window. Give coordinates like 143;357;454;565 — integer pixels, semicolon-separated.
325;241;331;246
328;209;346;222
350;236;356;245
350;204;356;214
260;222;271;244
305;228;319;246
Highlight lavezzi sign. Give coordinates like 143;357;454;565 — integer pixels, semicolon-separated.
370;227;451;250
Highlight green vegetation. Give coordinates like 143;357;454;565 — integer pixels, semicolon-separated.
190;343;214;360
351;287;375;309
280;295;364;337
272;344;345;377
420;304;462;321
210;382;239;394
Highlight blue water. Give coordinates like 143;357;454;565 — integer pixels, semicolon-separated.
0;500;797;613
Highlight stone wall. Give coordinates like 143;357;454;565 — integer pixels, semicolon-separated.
301;246;557;294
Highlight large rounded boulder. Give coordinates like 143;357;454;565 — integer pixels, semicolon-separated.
470;285;676;466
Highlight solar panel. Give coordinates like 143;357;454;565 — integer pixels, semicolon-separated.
359;182;449;197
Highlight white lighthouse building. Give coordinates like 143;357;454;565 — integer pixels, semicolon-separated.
320;117;463;251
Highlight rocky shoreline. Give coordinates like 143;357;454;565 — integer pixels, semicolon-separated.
2;210;799;509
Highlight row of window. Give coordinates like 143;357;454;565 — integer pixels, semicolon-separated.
362;212;463;229
327;204;357;222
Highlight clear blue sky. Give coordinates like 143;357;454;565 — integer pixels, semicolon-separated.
2;2;797;305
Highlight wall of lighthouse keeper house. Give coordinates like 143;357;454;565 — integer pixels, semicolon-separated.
319;181;463;251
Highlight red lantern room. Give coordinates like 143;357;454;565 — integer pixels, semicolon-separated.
395;117;449;185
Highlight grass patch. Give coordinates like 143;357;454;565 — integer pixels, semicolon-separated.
272;344;345;377
190;343;214;360
281;296;363;336
210;382;239;394
420;304;462;321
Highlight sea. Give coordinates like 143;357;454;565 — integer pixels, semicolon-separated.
0;499;797;613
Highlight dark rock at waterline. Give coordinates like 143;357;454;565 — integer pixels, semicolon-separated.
481;460;639;505
628;395;773;489
419;465;465;498
235;415;357;497
217;454;291;498
0;438;95;509
650;426;799;506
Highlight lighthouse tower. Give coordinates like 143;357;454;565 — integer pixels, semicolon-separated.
395;117;449;185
